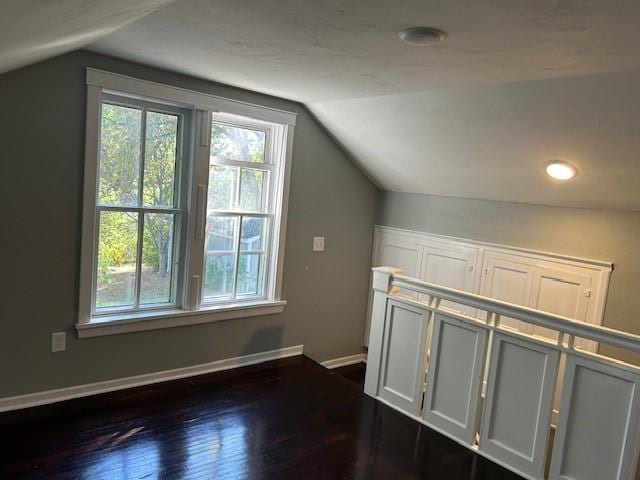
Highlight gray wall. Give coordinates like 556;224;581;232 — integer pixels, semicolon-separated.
0;51;378;397
378;191;640;366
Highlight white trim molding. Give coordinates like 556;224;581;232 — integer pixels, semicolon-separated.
78;68;295;333
321;353;367;369
375;225;613;269
367;225;613;353
86;68;297;126
76;300;287;338
0;345;304;413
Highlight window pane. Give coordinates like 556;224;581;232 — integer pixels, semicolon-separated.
211;123;266;164
206;216;237;253
237;253;263;296
240;217;266;252
203;255;235;299
96;211;138;309
208;166;238;210
143;111;178;207
239;168;267;212
140;213;175;305
98;103;142;206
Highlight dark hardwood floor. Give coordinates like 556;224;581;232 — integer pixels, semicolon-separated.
0;355;522;479
331;361;366;388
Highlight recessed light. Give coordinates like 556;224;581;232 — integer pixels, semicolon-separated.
398;27;447;47
545;161;577;181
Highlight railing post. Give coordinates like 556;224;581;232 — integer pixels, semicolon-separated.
364;267;401;397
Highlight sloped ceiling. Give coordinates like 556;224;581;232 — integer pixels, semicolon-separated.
311;70;640;211
5;0;640;210
0;0;173;74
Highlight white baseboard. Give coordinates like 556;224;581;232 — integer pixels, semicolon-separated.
321;353;367;369
0;345;304;413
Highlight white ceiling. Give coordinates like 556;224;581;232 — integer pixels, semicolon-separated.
0;0;173;75
5;0;640;210
311;69;640;211
89;0;640;102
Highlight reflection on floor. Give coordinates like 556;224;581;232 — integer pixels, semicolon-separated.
0;355;523;479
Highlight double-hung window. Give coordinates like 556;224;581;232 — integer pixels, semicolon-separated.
203;114;277;303
94;96;186;313
78;69;295;336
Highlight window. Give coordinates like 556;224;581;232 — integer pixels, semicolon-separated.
78;69;295;336
203;115;275;303
94;97;185;314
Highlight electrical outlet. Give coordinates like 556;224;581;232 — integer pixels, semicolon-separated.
51;332;66;352
313;236;325;252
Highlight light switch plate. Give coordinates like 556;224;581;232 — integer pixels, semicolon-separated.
51;332;66;352
313;236;325;252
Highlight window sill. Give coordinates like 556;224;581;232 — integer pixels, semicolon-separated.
75;300;287;338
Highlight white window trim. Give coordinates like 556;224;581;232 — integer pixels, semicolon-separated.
91;93;189;318
76;301;288;338
77;69;295;337
201;112;281;306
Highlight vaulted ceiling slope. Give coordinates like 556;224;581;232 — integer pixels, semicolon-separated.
0;0;173;75
311;69;640;211
5;0;640;210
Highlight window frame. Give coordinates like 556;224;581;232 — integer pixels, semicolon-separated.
78;69;296;337
92;94;189;317
202;113;279;305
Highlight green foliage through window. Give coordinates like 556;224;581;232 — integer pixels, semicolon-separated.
203;120;271;301
96;101;180;310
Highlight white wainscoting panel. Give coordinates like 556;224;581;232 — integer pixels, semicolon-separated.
479;332;560;479
376;233;422;299
377;300;429;415
528;267;591;347
422;313;488;444
549;355;640;480
419;242;479;316
480;255;535;333
368;226;613;352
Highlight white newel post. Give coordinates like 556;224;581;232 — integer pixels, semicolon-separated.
364;267;401;397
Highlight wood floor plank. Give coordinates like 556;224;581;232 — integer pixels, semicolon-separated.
0;355;522;479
